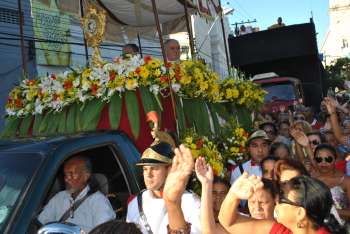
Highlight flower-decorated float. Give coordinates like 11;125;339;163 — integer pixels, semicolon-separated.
2;3;266;179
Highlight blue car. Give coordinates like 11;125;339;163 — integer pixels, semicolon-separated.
0;131;143;234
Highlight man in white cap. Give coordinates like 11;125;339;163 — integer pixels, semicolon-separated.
230;130;271;184
126;141;201;234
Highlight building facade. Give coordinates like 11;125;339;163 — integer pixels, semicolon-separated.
321;0;350;65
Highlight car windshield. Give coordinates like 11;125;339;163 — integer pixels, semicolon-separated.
262;83;296;102
0;153;43;231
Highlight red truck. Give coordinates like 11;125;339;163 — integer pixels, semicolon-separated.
252;73;304;113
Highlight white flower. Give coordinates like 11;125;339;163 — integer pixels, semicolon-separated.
171;83;181;93
34;100;44;114
149;85;160;95
6;109;16;116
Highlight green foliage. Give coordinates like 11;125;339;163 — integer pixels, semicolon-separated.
325;57;350;90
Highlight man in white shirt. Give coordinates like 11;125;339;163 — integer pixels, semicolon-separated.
38;156;115;233
230;130;271;184
126;141;201;234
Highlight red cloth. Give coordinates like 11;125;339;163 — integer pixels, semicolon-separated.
269;223;330;234
127;194;136;205
316;227;330;234
97;90;153;152
269;223;292;234
97;90;177;153
335;160;347;173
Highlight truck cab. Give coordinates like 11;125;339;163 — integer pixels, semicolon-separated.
0;131;143;234
252;73;304;113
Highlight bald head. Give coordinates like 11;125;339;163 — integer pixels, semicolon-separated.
165;39;180;62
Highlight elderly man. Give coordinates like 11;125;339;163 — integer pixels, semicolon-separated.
126;141;201;234
165;39;181;62
38;155;115;233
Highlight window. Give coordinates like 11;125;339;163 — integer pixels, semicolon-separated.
262;83;297;102
0;153;43;232
0;7;20;25
41;145;133;221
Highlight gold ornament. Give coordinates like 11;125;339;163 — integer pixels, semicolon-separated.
81;4;106;68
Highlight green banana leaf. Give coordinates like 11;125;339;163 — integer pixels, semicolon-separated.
139;87;162;126
125;91;140;138
109;94;123;129
75;103;84;132
39;112;52;134
208;103;220;135
139;87;155;114
183;98;210;135
66;103;77;134
19;115;33;137
47;112;61;135
57;108;67;134
81;99;105;131
175;95;186;134
32;114;43;136
1;116;20;138
234;105;253;131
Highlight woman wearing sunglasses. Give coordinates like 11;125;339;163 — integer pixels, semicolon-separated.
313;143;350;222
216;173;345;234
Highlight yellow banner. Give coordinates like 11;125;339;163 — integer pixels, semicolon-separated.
32;0;71;66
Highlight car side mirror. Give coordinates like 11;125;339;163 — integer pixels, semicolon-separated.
37;222;84;234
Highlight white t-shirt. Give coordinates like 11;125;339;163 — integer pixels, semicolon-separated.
230;160;262;184
127;190;201;234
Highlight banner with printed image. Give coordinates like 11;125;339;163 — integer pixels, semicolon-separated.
32;0;71;66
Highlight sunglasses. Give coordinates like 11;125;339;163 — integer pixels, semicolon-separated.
310;140;320;146
314;155;334;163
294;116;305;121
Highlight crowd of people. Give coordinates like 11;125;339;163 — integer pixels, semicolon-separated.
35;38;350;233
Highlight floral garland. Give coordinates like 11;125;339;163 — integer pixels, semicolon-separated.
182;129;224;176
219;77;267;110
214;119;249;163
6;55;266;117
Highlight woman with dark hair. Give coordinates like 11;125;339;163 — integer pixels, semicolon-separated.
313;143;350;221
212;177;230;222
193;154;345;234
274;158;309;182
260;156;279;180
217;174;345;234
247;178;277;220
270;142;291;159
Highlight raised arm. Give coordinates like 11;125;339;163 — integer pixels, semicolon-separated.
324;97;347;145
218;173;273;234
163;145;194;233
195;157;228;234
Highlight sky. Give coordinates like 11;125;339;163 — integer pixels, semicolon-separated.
222;0;330;48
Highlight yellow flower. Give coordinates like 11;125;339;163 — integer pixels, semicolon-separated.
199;81;208;91
185;137;193;144
153;68;161;77
225;89;233;99
82;68;91;79
232;89;239;99
139;67;150;80
125;79;138;90
149;59;161;69
180;75;192;85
